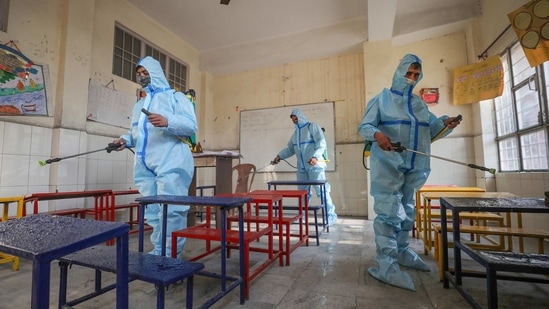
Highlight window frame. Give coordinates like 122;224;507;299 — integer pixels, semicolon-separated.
112;23;188;92
494;41;549;172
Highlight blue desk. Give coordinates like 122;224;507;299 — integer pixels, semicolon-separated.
440;197;549;309
136;195;252;307
267;179;329;233
0;214;129;309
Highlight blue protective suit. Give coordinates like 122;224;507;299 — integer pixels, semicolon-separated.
277;108;338;226
358;54;451;291
120;56;198;258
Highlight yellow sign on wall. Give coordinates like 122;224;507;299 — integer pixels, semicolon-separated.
508;0;549;67
453;55;504;105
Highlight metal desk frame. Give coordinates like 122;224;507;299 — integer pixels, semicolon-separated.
136;195;251;307
0;214;129;309
267;179;329;234
440;196;549;309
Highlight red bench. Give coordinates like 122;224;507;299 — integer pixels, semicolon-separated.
172;193;283;300
23;190;114;221
111;190;151;235
23;190;116;245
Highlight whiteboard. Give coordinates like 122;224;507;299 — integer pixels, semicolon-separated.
87;79;136;128
240;102;335;172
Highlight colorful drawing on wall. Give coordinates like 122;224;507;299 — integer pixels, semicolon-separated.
0;64;50;116
0;41;34;78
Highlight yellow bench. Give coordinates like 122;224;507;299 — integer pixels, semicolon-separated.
414;186;485;239
0;196;24;271
419;191;515;255
421;210;504;254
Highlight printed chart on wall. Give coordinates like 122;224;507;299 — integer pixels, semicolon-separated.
87;79;136;128
240;102;335;172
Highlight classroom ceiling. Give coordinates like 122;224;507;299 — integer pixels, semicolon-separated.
126;0;481;75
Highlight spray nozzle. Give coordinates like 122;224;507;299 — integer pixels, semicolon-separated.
38;157;61;166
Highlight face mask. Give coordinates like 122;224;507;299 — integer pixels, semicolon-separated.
138;76;151;88
405;78;415;86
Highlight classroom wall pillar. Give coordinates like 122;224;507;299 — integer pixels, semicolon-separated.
49;0;95;190
363;40;392;220
54;0;95;130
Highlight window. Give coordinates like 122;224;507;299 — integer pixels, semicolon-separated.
0;0;9;32
494;41;549;171
112;24;188;92
113;27;141;83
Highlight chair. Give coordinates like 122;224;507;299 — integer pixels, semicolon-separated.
230;163;256;222
194;163;256;224
233;163;256;194
195;185;216;222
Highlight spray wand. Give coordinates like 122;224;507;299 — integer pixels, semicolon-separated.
38;143;123;166
391;142;496;174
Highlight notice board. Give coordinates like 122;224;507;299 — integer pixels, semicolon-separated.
87;79;136;128
240;102;335;172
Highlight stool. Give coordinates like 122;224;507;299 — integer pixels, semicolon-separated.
59;246;204;309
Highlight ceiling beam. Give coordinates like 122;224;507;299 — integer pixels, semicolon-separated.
367;0;397;41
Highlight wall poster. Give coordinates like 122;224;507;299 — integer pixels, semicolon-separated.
0;63;51;116
453;55;504;105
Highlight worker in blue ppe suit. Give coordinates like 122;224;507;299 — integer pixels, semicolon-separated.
358;54;461;291
272;108;338;226
113;56;198;258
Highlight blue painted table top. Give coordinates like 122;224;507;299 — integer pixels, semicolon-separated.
136;195;252;208
0;214;129;262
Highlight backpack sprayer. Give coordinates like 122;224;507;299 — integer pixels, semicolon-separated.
38;142;127;166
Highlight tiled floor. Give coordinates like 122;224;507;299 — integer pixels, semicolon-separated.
1;217;549;308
